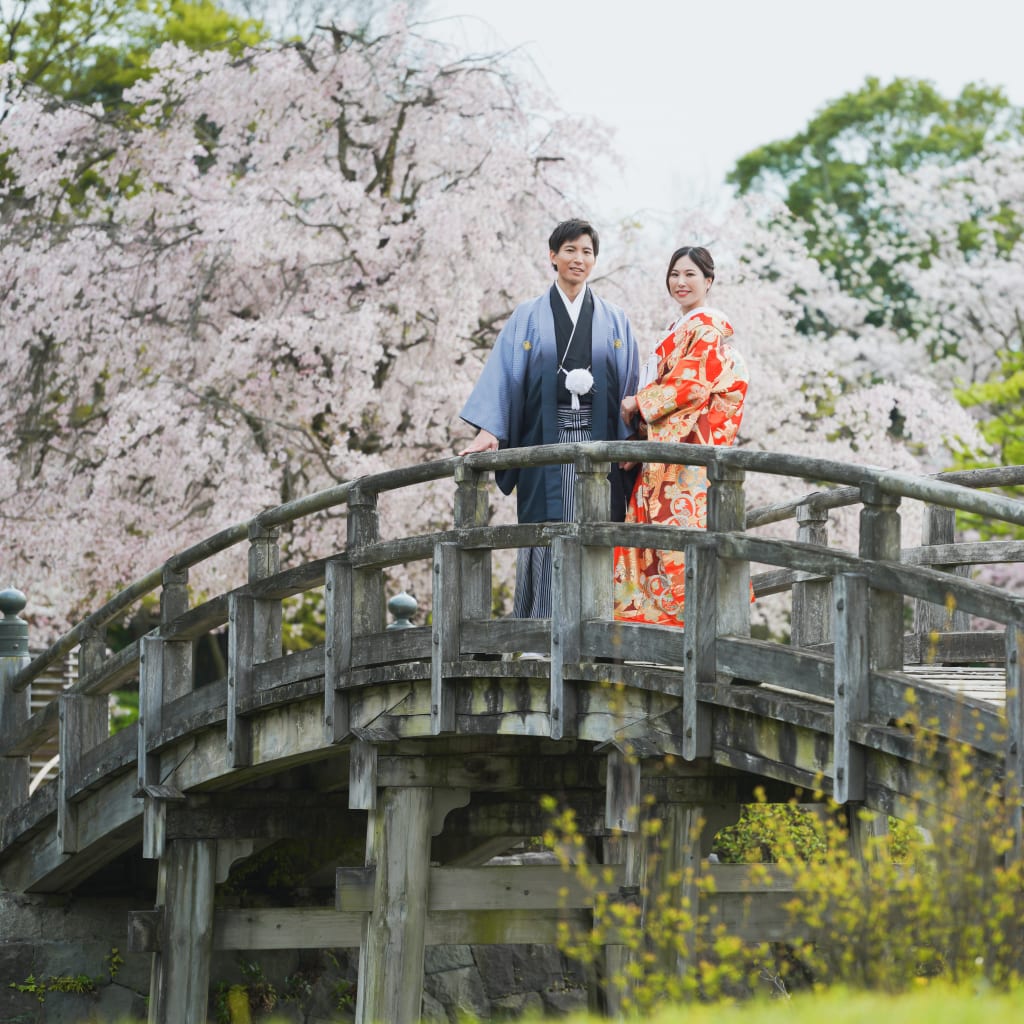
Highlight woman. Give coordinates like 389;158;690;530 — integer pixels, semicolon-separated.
613;246;748;627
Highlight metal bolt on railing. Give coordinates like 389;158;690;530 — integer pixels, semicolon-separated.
387;591;418;630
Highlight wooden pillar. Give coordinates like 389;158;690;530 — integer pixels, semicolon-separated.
604;799;703;1008
148;838;217;1024
347;486;385;635
228;529;281;768
140;567;194;789
848;807;890;865
356;786;433;1024
432;541;459;734
326;489;383;745
834;572;869;804
648;802;702;978
682;541;715;759
453;463;491;621
57;629;107;852
226;593;254;768
913;504;970;649
138;633;164;794
0;589;31;821
542;453;612;738
707;462;749;683
859;482;903;672
160;566;193;702
576;453;613;625
600;830;640;1017
792;502;832;648
247;525;282;664
324;557;354;745
1006;624;1024;864
551;535;581;740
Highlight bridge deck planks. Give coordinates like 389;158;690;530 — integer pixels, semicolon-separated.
903;665;1006;706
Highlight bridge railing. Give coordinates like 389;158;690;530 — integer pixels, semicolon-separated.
2;446;1024;850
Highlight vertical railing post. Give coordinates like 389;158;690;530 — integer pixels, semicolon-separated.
551;453;611;739
431;541;459;734
707;461;749;683
858;482;903;672
551;534;582;741
0;588;31;821
792;502;832;648
912;504;970;655
575;452;613;642
139;567;194;853
454;463;491;622
1006;623;1024;864
226;593;255;769
324;557;353;745
248;524;282;664
682;541;715;759
325;488;382;748
347;486;385;636
58;626;108;853
159;566;193;704
834;572;869;804
227;526;282;769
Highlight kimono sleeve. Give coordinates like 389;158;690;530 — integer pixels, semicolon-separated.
615;315;641;440
459;308;526;443
635;322;727;433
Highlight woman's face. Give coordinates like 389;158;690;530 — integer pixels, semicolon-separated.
667;255;712;313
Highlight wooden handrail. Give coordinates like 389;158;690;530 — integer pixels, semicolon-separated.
8;447;1024;723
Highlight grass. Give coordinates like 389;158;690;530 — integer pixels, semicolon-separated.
554;984;1024;1024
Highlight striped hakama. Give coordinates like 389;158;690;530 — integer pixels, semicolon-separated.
512;406;591;618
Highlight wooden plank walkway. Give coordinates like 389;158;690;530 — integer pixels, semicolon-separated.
903;665;1006;706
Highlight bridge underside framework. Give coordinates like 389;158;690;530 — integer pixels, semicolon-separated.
2;447;1023;1023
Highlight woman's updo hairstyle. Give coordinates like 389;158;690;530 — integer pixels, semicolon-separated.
665;246;715;294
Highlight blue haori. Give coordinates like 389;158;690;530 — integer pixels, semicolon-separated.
512;407;592;618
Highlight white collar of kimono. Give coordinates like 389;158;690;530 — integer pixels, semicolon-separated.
555;282;588;325
671;305;725;331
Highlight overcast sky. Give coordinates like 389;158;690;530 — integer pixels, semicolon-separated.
422;0;1024;224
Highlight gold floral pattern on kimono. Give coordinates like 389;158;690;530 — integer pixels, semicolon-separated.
613;309;748;627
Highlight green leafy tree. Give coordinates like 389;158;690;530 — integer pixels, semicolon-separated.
728;77;1024;327
1;0;266;105
953;350;1024;536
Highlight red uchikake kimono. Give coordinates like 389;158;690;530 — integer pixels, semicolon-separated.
613;307;748;628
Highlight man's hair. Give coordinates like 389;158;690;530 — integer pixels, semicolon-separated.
549;219;599;258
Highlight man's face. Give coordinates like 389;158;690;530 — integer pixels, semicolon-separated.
549;234;596;293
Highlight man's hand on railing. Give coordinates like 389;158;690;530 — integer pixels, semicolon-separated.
459;429;500;455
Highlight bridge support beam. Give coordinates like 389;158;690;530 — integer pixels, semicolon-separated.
148;838;217;1024
356;785;433;1024
602;798;704;1012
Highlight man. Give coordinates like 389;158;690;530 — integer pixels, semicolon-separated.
460;218;639;617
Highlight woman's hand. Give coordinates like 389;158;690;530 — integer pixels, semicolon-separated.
619;396;641;469
620;395;639;425
459;428;500;455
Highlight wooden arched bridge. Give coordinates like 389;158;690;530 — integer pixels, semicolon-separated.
1;444;1023;1022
